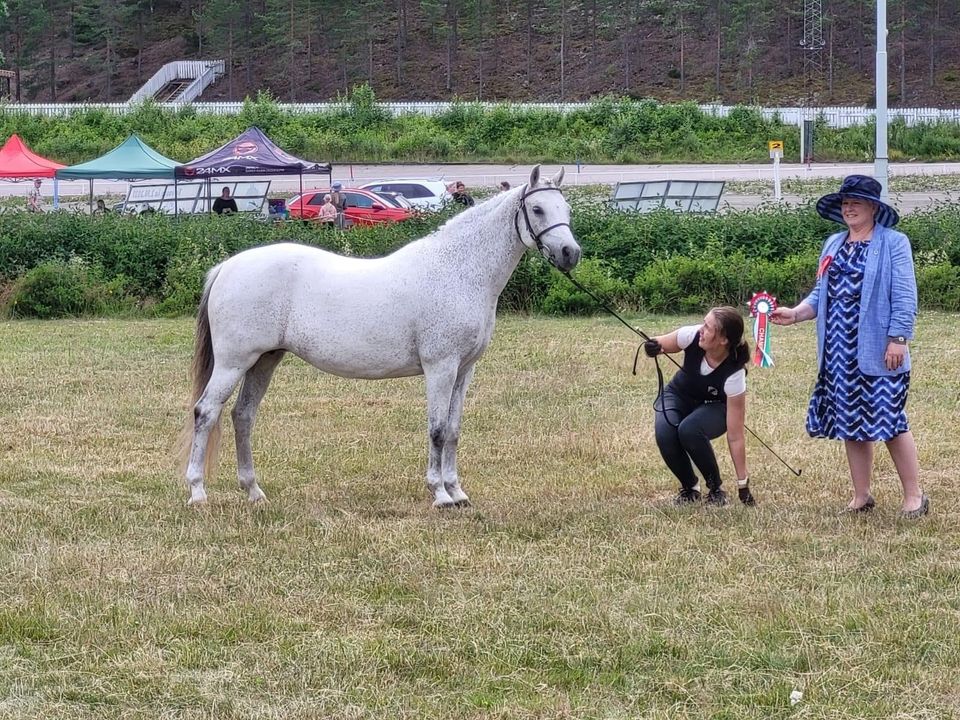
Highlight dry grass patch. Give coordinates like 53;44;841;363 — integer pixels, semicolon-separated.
0;314;957;719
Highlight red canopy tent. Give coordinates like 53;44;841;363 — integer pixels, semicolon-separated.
0;134;65;177
0;134;66;209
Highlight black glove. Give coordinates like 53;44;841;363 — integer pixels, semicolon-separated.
643;339;662;358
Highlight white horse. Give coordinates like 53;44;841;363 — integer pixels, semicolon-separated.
179;165;581;508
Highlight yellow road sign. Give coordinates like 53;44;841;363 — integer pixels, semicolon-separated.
768;140;784;152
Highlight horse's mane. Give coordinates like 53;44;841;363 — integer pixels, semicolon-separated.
420;183;541;246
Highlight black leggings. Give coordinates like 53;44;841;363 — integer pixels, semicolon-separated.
654;386;727;491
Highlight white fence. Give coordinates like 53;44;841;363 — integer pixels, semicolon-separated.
4;100;960;128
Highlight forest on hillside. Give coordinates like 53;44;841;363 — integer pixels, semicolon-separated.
1;1;959;107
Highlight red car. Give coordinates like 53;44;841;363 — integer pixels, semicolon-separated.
288;187;414;227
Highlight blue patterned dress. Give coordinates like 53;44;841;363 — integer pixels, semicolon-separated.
806;239;910;441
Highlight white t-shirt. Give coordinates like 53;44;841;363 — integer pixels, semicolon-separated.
676;324;747;397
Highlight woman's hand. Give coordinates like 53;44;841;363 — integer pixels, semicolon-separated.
770;307;797;326
885;341;907;371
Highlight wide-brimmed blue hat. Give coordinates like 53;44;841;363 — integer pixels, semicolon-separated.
816;174;899;227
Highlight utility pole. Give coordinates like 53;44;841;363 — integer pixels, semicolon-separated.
875;0;889;199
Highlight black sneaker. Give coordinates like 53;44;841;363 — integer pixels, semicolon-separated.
674;488;701;505
705;489;728;506
738;485;756;506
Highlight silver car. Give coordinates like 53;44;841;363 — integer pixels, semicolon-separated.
359;179;451;210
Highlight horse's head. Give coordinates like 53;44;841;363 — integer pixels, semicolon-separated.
516;165;582;272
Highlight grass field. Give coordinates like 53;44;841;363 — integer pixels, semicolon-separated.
0;314;957;719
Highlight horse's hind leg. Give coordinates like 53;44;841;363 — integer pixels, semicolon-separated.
231;350;285;503
186;365;248;505
442;365;476;507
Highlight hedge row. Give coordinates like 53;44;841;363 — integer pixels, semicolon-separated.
8;89;960;165
2;203;959;319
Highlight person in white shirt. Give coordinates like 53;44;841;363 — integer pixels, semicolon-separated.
318;194;337;225
642;306;754;506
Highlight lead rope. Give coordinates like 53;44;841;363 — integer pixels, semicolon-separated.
558;268;683;429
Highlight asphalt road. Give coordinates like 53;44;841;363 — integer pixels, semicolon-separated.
8;161;960;212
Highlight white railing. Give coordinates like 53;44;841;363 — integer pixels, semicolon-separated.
127;60;225;104
4;100;960;128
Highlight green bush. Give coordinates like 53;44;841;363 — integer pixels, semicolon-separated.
5;258;132;318
916;263;960;310
541;258;631;315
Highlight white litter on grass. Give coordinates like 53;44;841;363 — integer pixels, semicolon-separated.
790;689;804;705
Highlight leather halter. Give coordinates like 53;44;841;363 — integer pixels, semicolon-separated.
513;184;572;254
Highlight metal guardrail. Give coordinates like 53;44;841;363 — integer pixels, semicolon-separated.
3;100;960;128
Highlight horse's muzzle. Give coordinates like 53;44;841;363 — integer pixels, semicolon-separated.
553;242;581;272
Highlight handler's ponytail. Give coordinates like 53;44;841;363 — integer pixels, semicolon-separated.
711;306;751;370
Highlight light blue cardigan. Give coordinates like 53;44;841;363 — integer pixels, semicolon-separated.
802;225;918;376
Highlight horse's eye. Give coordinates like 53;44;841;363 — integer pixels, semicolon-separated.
532;206;544;215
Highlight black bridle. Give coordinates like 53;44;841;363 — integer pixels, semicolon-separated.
514;184;573;253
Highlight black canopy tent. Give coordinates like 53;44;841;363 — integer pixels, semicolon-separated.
175;126;332;213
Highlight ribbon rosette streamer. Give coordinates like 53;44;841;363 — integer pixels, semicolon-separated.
749;291;777;368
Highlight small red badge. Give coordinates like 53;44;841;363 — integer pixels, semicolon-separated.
817;254;834;280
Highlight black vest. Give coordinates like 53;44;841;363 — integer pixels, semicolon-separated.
668;332;743;404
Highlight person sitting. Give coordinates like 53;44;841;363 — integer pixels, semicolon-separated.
499;181;511;192
94;199;108;216
213;187;239;215
318;194;338;226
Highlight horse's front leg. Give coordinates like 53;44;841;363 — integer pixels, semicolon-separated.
441;364;476;507
424;361;460;508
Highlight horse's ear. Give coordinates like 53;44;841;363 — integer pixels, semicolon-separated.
551;167;565;187
529;165;541;188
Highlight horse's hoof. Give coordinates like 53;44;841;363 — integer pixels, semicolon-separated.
454;498;472;508
432;498;456;509
247;487;268;503
186;495;208;507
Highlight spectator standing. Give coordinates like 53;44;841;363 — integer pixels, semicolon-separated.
452;181;475;207
213;187;239;215
329;181;347;228
27;178;43;212
318;194;338;226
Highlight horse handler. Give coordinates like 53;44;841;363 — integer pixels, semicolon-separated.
642;306;755;507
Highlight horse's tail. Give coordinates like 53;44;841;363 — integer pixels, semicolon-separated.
177;263;224;479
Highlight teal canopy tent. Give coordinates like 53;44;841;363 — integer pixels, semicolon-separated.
56;135;180;212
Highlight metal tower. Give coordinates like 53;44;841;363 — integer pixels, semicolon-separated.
801;0;825;84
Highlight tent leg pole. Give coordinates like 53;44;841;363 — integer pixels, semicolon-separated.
89;180;93;214
53;178;60;210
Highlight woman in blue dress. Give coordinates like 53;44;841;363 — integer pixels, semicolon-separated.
771;175;927;518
